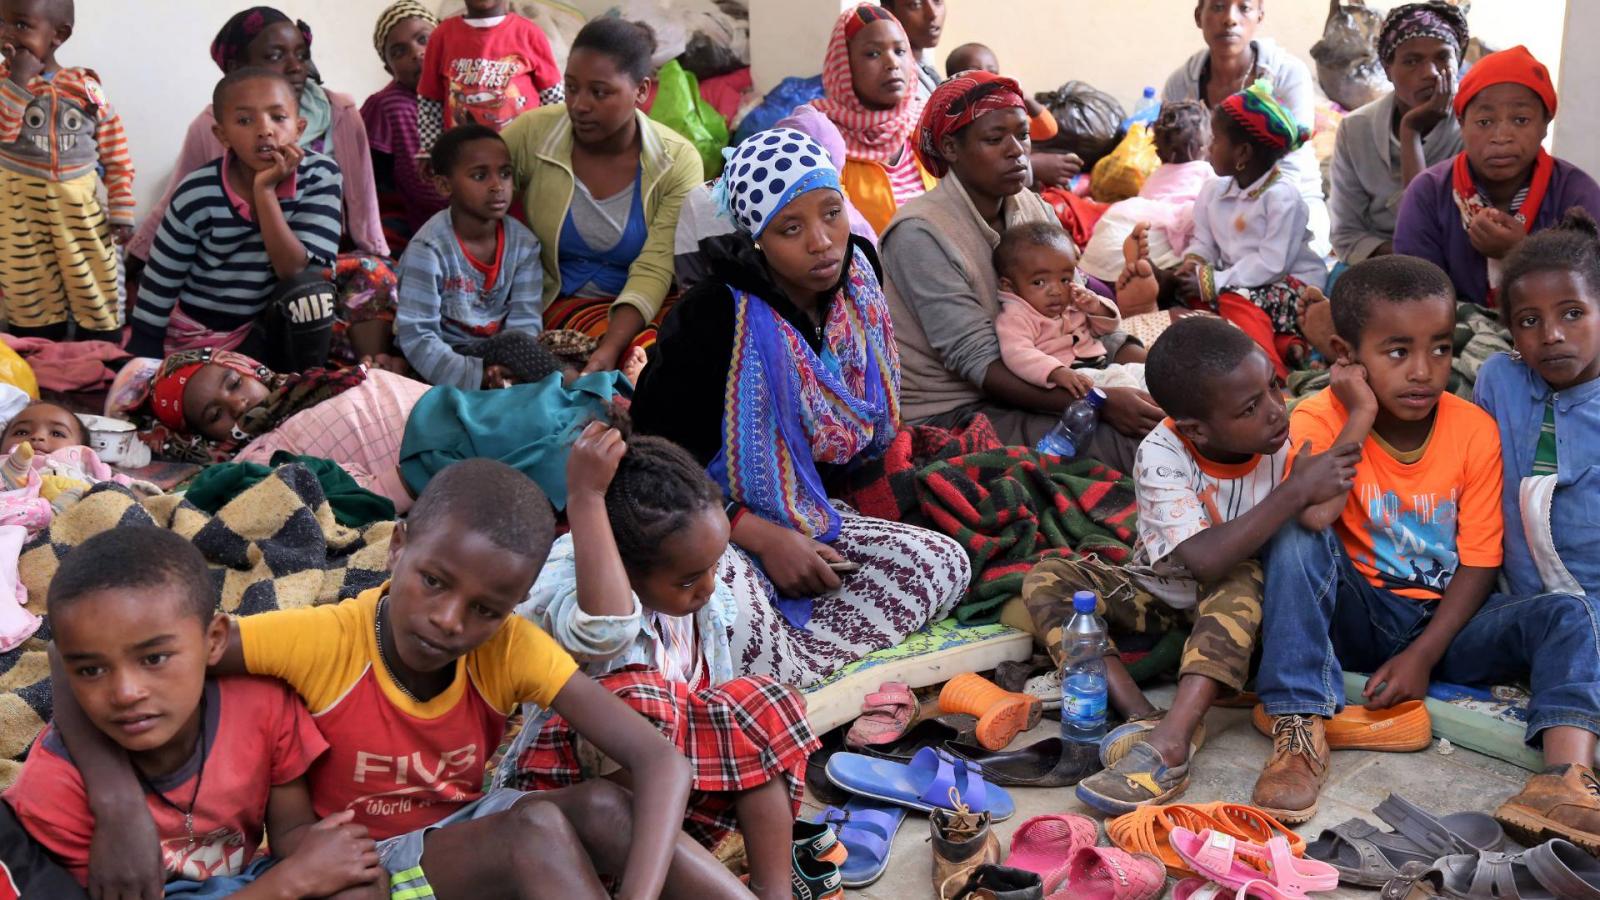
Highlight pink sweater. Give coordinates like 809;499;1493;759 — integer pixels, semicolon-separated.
995;291;1121;388
129;91;388;261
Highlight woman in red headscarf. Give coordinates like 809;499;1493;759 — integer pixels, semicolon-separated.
1395;46;1600;306
810;4;933;233
879;71;1162;470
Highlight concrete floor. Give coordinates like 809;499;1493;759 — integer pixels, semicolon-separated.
804;685;1533;899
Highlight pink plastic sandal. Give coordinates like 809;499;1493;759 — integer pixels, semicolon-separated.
1170;827;1339;898
845;681;917;749
1006;814;1098;891
1054;846;1166;899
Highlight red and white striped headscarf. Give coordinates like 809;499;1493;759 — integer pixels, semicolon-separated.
810;4;925;166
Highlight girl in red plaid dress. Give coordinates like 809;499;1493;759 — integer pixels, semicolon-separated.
500;423;820;900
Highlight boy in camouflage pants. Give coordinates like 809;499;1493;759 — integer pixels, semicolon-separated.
1026;318;1359;814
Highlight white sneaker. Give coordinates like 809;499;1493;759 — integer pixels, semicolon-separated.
1023;669;1062;711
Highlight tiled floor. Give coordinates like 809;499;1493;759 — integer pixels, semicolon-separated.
805;686;1531;899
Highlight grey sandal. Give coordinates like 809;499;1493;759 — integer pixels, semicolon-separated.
1407;838;1600;899
1307;793;1505;886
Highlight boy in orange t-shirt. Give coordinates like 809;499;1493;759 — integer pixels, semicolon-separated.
1250;256;1600;849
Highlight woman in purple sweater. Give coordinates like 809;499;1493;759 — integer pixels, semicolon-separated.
362;0;447;253
1394;46;1600;307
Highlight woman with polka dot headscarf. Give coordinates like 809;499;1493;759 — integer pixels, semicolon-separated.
631;128;969;686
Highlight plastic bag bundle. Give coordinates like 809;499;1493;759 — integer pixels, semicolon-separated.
1310;1;1389;111
1036;80;1126;169
1089;124;1160;204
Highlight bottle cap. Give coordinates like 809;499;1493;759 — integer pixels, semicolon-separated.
1085;387;1108;410
1072;590;1097;614
1143;86;1156;98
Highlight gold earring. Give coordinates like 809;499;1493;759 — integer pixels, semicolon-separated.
1235;160;1247;173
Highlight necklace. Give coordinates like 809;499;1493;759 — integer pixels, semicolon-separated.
375;596;421;703
135;693;208;851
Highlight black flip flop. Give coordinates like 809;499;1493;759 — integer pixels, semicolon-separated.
940;737;1102;788
860;714;979;762
1308;793;1506;887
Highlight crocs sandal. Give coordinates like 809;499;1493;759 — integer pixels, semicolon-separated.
1100;712;1207;767
812;799;908;888
943;737;1101;788
1196;803;1309;860
1170;828;1339;899
846;681;917;750
1059;846;1166;900
824;746;1017;821
1006;814;1098;892
1107;803;1228;878
939;673;1043;751
1305;793;1505;887
1252;701;1432;752
1405;839;1600;900
865;714;979;762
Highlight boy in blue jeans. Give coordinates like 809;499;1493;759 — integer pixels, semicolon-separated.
1251;255;1600;851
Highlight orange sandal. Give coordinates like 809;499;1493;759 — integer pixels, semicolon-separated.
1251;702;1432;752
1108;803;1306;880
938;673;1041;751
1107;804;1226;878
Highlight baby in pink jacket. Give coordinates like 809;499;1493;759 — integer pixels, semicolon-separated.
994;222;1147;397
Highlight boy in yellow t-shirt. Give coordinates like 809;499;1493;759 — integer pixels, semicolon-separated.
55;459;752;900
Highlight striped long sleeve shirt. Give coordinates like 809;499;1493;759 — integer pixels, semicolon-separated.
0;66;135;223
129;153;342;356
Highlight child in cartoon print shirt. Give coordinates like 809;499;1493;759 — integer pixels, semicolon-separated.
416;0;561;151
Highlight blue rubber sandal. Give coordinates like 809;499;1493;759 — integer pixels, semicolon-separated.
812;800;909;888
824;746;1016;821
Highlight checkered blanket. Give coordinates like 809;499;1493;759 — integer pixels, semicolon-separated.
841;416;1139;625
0;464;394;786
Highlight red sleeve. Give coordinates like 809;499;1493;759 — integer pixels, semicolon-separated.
261;680;330;787
1454;401;1506;569
517;16;561;90
416;18;452;102
3;730;93;884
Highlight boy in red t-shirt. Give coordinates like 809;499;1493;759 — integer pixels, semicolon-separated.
1250;256;1600;849
61;460;752;900
417;0;562;152
6;526;380;897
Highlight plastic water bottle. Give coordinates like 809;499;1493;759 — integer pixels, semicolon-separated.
1128;86;1161;127
1035;388;1107;458
1060;591;1110;744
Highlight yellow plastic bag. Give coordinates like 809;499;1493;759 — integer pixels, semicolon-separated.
1090;124;1160;204
0;341;38;399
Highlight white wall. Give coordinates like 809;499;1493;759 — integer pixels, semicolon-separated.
69;0;1578;226
73;0;404;218
935;1;1565;112
1554;1;1600;175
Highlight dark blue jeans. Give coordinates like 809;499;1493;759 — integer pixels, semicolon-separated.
1258;523;1600;745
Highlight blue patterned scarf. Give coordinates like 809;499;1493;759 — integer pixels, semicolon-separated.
711;245;900;547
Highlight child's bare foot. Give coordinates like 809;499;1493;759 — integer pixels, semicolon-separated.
621;346;648;384
1298;288;1338;361
1116;223;1160;316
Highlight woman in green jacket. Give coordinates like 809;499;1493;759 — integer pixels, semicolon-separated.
503;18;702;374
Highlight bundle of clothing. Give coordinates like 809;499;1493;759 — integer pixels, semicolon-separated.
841;415;1139;624
0;464;394;786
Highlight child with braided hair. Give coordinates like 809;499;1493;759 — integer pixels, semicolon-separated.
504;423;828;900
1177;80;1328;378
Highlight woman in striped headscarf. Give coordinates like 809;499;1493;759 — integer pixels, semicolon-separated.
810;4;933;233
361;0;446;252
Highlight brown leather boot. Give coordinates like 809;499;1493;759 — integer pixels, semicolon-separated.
1250;714;1330;824
932;799;1001;900
1495;764;1600;854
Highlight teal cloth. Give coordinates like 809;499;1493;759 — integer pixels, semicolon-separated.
183;454;397;527
398;371;628;509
